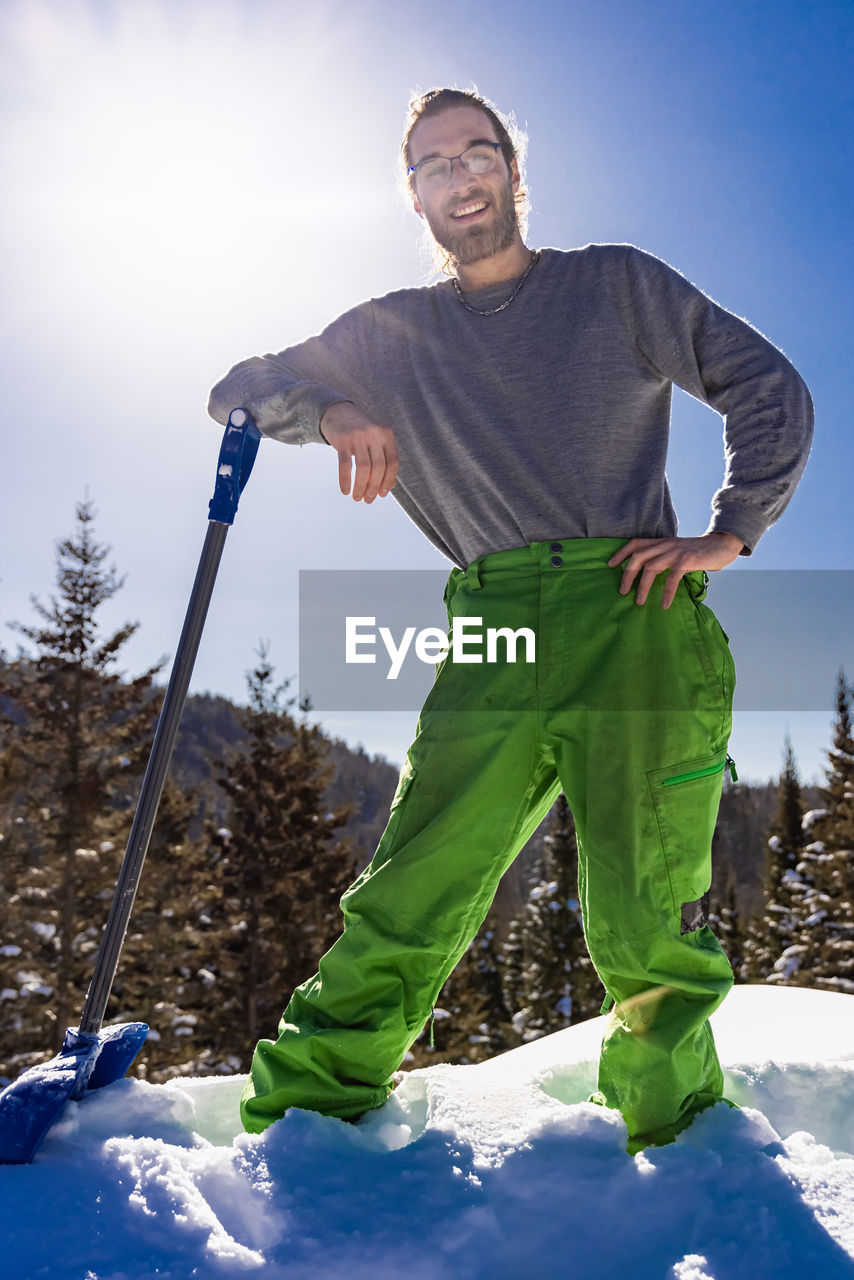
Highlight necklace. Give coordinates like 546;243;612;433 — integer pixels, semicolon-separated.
452;250;541;317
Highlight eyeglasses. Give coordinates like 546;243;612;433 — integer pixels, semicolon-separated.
407;142;503;186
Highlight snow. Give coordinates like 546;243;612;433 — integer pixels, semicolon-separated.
13;972;53;998
30;923;56;942
772;945;807;980
3;985;854;1280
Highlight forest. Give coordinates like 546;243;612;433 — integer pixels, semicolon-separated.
2;502;852;1084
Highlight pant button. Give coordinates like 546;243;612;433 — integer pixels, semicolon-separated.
549;542;563;553
550;555;563;567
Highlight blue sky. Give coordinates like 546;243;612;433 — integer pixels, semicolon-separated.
1;0;852;783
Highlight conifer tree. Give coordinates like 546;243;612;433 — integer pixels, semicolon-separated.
0;501;160;1070
189;649;355;1070
742;735;810;983
509;794;603;1041
499;917;527;1027
110;776;205;1079
709;870;748;980
793;671;854;992
406;917;515;1068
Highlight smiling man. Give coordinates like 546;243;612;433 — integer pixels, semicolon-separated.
410;103;524;272
208;87;813;1153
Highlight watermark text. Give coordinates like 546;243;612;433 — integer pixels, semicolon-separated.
345;616;536;680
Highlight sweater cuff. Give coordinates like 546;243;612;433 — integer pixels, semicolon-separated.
706;507;768;557
251;385;350;446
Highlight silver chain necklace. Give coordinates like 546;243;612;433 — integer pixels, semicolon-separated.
452;250;541;317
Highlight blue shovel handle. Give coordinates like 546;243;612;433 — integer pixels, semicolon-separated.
208;408;262;525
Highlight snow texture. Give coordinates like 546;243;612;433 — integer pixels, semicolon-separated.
3;986;854;1280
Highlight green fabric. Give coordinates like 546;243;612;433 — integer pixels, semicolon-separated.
241;538;736;1147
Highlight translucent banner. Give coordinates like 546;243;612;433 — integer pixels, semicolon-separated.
298;569;854;712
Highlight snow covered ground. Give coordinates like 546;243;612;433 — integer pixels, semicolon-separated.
3;985;854;1280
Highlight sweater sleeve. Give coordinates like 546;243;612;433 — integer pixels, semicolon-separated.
206;303;374;445
624;246;814;554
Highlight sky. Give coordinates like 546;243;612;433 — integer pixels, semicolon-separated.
3;984;854;1278
1;0;853;784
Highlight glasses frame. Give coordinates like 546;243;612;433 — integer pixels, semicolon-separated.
407;141;503;184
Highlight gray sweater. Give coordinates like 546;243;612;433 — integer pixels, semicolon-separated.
208;244;813;568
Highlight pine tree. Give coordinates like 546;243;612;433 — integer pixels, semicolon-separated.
187;649;356;1071
109;776;205;1079
742;735;810;983
509;794;603;1042
709;870;748;980
0;501;160;1072
406;917;515;1068
499;917;527;1027
793;671;854;992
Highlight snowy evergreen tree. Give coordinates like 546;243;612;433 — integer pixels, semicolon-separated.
499;917;527;1026
791;671;854;992
742;736;810;983
509;794;603;1041
0;502;160;1071
110;776;207;1079
406;917;515;1068
189;649;356;1070
709;870;748;980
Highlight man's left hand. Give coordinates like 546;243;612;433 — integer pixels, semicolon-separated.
608;532;745;608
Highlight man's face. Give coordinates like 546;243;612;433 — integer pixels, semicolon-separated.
408;105;521;268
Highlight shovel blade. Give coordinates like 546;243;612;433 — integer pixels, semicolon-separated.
0;1021;148;1164
87;1021;149;1091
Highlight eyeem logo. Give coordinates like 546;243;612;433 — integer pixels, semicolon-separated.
346;616;536;680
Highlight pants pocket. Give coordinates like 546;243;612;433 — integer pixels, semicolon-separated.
647;749;728;930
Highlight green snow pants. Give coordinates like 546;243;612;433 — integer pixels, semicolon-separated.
241;537;737;1150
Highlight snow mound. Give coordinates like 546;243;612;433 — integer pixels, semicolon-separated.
3;986;854;1280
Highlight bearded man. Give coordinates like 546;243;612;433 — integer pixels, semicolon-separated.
208;88;812;1153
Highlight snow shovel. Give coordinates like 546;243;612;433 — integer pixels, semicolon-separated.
0;408;261;1163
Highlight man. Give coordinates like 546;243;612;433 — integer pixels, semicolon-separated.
208;88;813;1153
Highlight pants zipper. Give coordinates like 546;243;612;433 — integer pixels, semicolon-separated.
662;754;737;787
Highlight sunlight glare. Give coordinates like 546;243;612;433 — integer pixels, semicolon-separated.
0;1;391;354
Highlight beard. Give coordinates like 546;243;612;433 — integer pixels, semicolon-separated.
425;174;519;268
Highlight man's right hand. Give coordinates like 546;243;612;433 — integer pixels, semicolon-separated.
319;402;399;503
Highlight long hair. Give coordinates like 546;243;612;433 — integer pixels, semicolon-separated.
400;87;530;276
